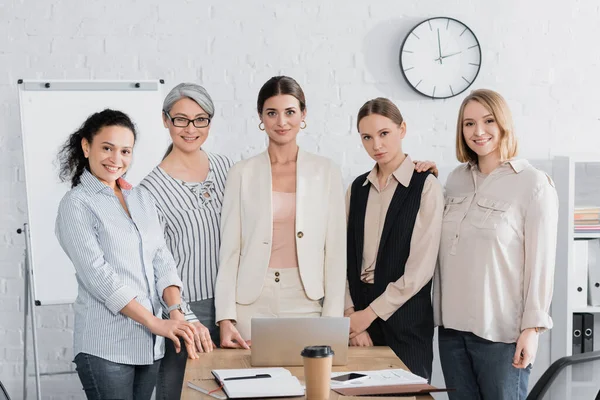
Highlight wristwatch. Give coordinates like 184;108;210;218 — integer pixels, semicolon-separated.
166;301;191;316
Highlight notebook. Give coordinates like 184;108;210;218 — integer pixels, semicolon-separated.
211;367;304;398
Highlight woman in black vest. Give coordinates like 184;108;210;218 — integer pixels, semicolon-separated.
344;98;444;381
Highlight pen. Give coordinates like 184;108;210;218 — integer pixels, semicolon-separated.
224;374;272;381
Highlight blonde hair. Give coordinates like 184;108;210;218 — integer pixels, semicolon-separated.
455;89;518;164
356;97;403;131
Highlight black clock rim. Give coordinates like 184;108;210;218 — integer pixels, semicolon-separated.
399;16;482;100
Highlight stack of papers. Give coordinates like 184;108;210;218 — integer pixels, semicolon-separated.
330;369;427;389
575;207;600;234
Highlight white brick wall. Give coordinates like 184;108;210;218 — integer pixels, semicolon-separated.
1;0;599;398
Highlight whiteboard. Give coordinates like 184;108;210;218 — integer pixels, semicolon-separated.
18;80;169;305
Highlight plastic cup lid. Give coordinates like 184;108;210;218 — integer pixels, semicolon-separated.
300;345;335;358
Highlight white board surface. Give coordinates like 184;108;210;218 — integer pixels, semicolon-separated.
18;80;168;305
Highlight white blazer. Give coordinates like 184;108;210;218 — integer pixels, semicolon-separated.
214;149;346;322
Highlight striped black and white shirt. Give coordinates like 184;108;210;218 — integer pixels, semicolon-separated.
139;152;234;306
55;169;182;365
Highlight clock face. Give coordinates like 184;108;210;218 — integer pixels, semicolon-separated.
400;17;481;99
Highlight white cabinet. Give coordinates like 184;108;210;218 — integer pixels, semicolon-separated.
549;156;600;398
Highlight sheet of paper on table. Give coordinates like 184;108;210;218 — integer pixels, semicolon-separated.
330;369;427;389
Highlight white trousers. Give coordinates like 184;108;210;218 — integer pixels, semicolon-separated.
235;268;322;340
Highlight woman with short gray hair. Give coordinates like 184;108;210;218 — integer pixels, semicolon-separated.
139;82;234;400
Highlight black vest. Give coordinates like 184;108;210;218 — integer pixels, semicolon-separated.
347;170;434;342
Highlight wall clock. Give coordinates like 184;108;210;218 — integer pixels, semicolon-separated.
399;17;481;99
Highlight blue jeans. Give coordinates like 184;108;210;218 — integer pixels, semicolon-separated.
74;352;160;400
156;297;219;400
438;327;531;400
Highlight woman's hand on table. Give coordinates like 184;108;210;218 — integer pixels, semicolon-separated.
349;307;378;339
219;320;251;349
192;321;215;354
350;331;374;347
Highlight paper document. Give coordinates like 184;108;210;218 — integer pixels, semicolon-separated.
212;367;304;398
330;369;427;389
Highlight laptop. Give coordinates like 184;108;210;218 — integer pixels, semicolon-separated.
251;317;350;367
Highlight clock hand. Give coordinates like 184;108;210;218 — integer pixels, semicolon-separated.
440;51;463;59
437;29;442;65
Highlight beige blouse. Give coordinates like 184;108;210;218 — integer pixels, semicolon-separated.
344;155;444;320
268;191;299;269
433;160;559;343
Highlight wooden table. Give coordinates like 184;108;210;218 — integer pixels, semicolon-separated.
182;346;433;400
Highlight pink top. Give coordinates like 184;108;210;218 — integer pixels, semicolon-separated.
269;191;299;269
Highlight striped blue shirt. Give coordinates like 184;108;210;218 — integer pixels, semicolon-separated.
139;152;233;304
55;169;182;365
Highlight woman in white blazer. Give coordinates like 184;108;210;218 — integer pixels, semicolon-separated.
214;76;346;348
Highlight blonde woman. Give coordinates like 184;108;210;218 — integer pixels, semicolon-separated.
433;89;558;399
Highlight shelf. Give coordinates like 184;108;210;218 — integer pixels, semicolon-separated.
574;233;600;239
567;155;600;163
572;306;600;313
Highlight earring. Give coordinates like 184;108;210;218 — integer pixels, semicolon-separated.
259;122;265;131
301;121;307;130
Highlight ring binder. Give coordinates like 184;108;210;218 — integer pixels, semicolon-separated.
583;313;594;353
573;313;583;354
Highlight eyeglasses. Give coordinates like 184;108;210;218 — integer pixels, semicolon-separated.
164;111;211;128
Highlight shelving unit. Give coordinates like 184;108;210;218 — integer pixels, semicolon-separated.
550;156;600;399
572;306;600;313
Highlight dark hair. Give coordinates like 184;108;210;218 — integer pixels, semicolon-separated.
356;97;404;131
58;109;137;188
257;76;306;115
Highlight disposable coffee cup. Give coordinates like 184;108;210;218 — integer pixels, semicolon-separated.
301;345;334;400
